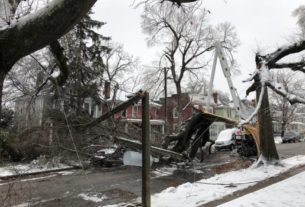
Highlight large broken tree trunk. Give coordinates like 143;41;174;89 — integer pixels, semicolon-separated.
163;113;213;160
256;86;279;161
0;69;7;115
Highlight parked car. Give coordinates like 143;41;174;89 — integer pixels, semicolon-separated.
282;131;301;143
214;128;237;151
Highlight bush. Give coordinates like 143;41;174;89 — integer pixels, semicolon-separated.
0;108;14;129
0;131;21;162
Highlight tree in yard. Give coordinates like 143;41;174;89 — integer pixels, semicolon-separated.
142;2;239;125
56;12;110;115
101;42;138;107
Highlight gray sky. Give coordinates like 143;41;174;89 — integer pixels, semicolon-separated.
92;0;305;98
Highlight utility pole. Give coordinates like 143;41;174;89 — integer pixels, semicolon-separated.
142;92;151;207
164;67;168;133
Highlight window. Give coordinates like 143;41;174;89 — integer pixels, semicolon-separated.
121;110;127;118
173;107;178;118
227;109;232;118
84;103;90;114
132;106;138;118
173;124;178;132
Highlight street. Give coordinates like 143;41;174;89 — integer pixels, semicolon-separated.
0;142;304;207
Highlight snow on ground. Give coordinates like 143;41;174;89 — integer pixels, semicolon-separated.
152;166;176;178
104;156;305;207
218;170;305;207
149;156;305;207
0;156;71;178
78;192;108;203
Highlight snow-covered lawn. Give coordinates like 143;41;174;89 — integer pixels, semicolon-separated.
0;156;72;178
106;155;305;207
150;156;305;207
219;170;305;207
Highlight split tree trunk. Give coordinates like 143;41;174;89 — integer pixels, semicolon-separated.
0;70;7;116
256;86;279;161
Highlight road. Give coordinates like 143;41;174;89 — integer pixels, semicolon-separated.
276;141;305;159
0;142;304;207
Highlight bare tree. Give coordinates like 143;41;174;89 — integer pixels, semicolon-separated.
269;70;304;138
101;42;139;108
141;3;212;119
142;2;240;125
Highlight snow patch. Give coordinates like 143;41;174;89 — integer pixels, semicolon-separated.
0;156;70;178
218;170;305;207
150;155;305;207
78;192;107;203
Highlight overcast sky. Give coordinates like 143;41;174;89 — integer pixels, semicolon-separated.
92;0;305;98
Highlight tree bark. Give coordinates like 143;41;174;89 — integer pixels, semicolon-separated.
280;122;286;138
0;70;6;116
0;0;97;74
175;81;182;126
257;86;279;161
0;0;98;114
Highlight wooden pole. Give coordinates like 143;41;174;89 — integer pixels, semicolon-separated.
142;92;151;207
85;91;145;128
164;67;168;133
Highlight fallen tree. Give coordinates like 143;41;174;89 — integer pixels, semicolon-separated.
162;109;239;161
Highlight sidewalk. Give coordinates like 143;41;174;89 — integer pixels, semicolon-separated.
218;170;305;207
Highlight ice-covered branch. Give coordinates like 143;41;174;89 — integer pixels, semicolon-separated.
239;63;270;126
267;81;305;105
239;82;265;127
0;0;97;73
271;62;305;73
266;40;305;66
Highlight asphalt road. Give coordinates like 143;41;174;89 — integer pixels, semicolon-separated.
276;141;305;159
0;142;304;207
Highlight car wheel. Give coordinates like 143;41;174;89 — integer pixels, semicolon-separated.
209;143;216;154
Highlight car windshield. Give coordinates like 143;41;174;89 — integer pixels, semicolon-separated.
216;128;236;142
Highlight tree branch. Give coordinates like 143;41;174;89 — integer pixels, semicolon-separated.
267;40;305;67
0;0;97;72
49;40;69;86
271;62;305;73
267;81;305;105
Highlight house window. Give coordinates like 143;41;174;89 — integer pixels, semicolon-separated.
84;103;90;114
121;110;127;118
173;107;178;118
227;109;232;118
173;124;178;132
132;106;138;118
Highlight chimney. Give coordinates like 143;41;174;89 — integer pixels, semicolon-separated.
212;92;218;105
